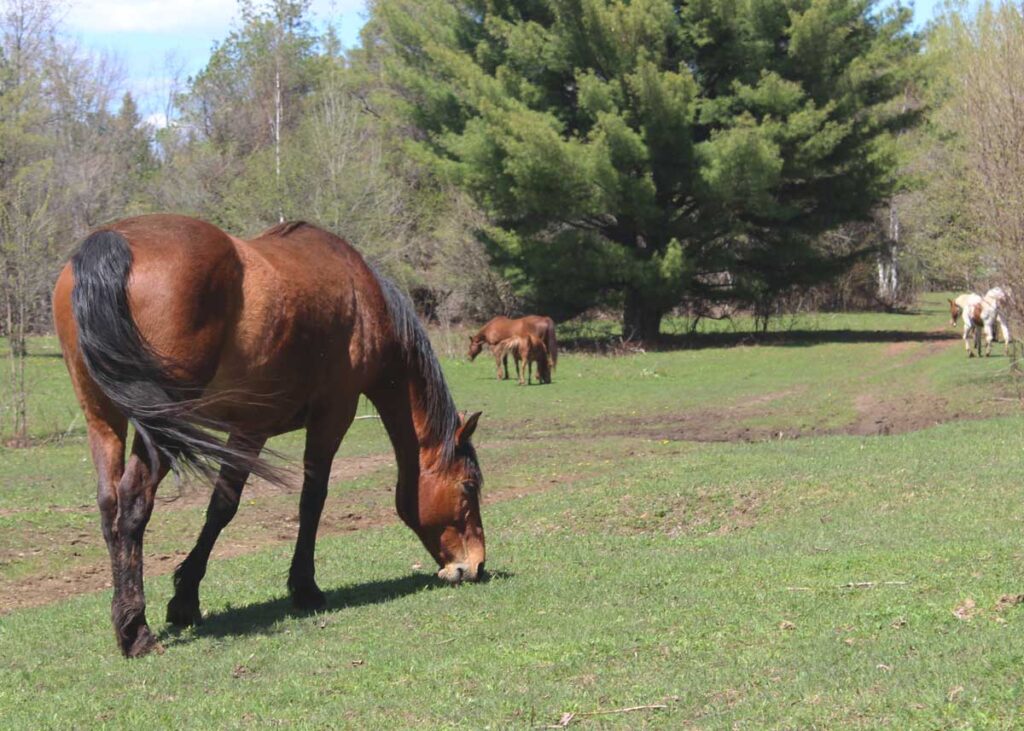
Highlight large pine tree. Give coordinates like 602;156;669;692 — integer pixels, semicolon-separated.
361;0;918;339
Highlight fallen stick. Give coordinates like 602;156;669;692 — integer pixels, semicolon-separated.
839;581;907;589
578;704;668;718
547;704;669;727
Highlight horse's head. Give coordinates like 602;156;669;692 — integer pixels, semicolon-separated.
467;335;485;361
529;335;552;383
416;411;486;583
949;299;962;326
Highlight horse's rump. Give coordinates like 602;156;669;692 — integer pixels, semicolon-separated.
55;215;388;480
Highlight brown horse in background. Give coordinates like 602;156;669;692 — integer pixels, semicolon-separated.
53;214;486;658
468;315;558;381
514;334;552;385
494;334;551;385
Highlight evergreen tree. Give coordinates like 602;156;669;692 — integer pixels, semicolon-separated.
362;0;918;339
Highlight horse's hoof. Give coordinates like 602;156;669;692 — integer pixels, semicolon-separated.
124;625;164;658
166;594;203;627
290;585;326;612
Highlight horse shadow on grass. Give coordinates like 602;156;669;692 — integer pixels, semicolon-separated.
159;569;511;647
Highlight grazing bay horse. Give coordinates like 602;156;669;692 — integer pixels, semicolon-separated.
53;214;486;658
468;315;558;380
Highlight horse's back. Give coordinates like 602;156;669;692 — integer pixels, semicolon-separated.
216;221;389;423
57;214;388;433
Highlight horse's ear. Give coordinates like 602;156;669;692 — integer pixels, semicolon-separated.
456;411;482;445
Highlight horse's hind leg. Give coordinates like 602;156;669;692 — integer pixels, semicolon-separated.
64;337;162;656
288;403;356;610
82;407;132;651
110;433;169;657
167;433;267;627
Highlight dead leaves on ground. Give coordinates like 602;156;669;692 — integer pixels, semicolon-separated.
951;593;1024;623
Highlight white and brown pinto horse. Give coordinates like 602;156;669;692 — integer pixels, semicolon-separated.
949;288;1012;357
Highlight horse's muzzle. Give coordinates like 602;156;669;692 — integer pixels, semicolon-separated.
437;561;485;584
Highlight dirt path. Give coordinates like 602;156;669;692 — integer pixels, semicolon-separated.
4;328;1016;615
0;448;593;615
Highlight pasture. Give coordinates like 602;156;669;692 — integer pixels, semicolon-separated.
3;294;1024;727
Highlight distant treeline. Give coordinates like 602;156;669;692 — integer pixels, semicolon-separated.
0;0;1020;351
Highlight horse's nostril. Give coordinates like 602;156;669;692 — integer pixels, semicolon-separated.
475;561;485;578
455;566;465;581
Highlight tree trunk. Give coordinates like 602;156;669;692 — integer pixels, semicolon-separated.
623;288;663;344
877;203;900;307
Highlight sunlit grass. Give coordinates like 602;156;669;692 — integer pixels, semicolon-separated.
2;295;1023;727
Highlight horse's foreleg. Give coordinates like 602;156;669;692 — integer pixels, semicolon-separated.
111;435;168;657
964;323;975;357
495;350;505;380
984;322;995;356
288;406;353;610
999;315;1012;349
167;434;266;627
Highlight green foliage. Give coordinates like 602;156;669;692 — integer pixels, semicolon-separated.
3;299;1024;725
179;0;321;156
364;0;920;338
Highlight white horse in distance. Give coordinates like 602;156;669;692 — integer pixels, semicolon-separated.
948;287;1011;357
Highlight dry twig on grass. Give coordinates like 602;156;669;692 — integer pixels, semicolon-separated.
546;703;669;728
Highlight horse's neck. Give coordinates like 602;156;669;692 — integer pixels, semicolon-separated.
372;367;450;480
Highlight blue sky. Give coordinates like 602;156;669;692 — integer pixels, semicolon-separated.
64;0;947;123
66;0;366;121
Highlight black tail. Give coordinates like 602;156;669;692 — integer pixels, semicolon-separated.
545;317;558;373
70;230;286;484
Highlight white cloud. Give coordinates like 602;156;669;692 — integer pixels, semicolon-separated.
145;112;168;129
66;0;239;33
65;0;366;34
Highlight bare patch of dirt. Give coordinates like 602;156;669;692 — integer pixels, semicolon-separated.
849;392;954;437
1;329;1013;614
883;341;915;357
605;386;990;443
0;450;602;615
604;389;813;444
884;330;959;368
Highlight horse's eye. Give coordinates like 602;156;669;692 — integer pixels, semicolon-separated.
461;481;478;495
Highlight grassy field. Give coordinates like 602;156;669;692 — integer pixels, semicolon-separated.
2;294;1024;728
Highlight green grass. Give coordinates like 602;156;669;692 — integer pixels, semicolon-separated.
2;294;1024;728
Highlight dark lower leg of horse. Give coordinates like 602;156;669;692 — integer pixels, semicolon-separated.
288;454;336;611
112;453;163;657
167;437;263;627
288;413;350;610
288;470;329;610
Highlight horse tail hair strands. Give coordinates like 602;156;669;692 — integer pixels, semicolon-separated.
70;229;285;484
